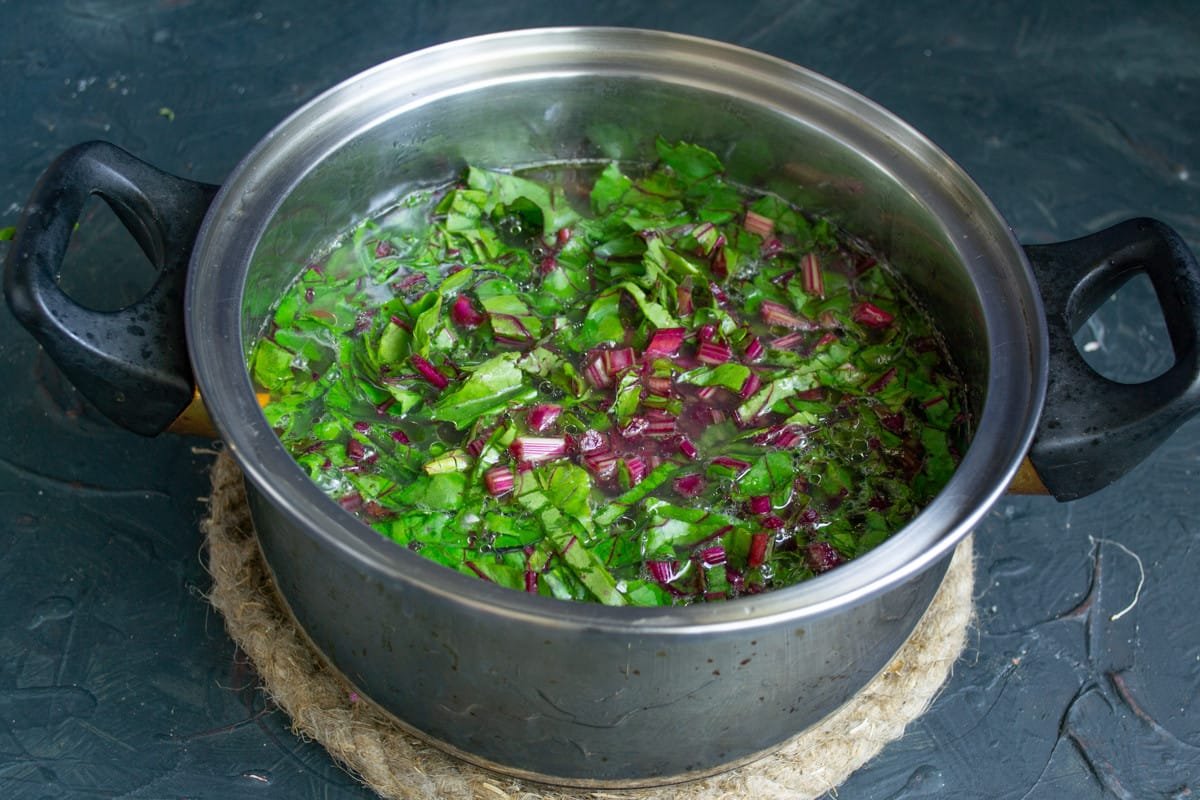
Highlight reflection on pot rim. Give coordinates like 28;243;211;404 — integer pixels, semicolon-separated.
187;28;1045;630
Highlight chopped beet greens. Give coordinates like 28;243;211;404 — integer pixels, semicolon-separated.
250;138;968;606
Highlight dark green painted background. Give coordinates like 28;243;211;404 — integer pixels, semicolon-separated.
1;2;1197;797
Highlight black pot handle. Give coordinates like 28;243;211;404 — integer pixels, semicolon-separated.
3;141;219;436
1024;218;1200;500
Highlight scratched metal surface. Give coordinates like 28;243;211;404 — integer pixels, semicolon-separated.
0;1;1197;798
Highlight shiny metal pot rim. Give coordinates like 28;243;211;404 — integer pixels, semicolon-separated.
186;26;1045;631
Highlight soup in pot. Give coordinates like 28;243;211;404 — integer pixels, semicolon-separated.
249;139;968;606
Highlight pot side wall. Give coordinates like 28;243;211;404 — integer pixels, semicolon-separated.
247;483;947;785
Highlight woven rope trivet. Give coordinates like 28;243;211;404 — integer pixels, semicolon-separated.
202;450;974;800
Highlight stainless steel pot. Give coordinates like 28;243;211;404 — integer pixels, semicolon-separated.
7;28;1200;787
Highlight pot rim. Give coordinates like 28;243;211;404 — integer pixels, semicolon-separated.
187;26;1047;631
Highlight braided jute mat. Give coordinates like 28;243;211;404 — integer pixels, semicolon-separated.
202;450;974;800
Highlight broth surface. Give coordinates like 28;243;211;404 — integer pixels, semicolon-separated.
250;139;968;605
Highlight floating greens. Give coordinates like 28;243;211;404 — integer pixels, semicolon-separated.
250;139;968;606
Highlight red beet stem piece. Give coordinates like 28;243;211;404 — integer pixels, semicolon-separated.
806;541;844;573
801;252;824;298
743;210;775;237
673;473;706;497
411;354;449;390
760;300;816;330
853;301;895;328
509;436;567;463
645;327;687;357
484;466;515;496
747;532;770;568
748;495;772;514
697;341;733;364
450;294;485;327
526;404;563;432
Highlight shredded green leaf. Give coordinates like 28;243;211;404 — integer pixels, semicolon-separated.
250;139;969;606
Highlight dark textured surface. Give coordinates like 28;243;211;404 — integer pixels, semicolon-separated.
1;2;1197;798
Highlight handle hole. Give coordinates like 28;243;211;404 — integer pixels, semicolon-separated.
57;195;161;312
1073;271;1173;384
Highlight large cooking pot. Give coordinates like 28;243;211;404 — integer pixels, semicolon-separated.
6;28;1200;787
